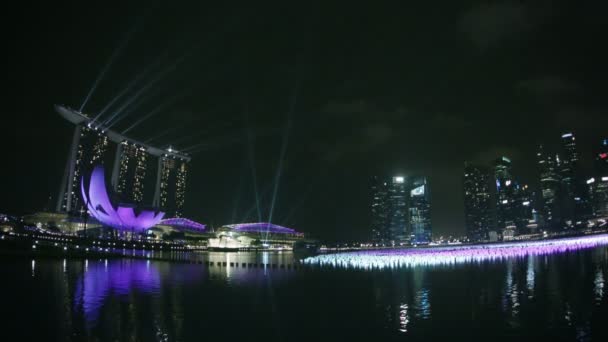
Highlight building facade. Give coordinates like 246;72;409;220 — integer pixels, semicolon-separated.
463;163;492;242
154;155;189;218
591;139;608;218
559;132;590;227
371;176;408;245
57;124;109;214
371;175;432;245
409;177;431;244
113;141;148;204
56;105;191;221
494;156;517;236
537;144;562;230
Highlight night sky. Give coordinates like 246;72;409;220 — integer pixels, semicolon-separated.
2;1;607;242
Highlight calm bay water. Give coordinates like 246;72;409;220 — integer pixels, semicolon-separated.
1;248;608;341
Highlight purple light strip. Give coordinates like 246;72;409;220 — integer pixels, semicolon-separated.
160;218;206;231
303;234;608;269
226;222;299;234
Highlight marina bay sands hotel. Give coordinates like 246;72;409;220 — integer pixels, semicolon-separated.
55;105;191;218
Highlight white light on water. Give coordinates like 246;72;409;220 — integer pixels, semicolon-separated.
303;235;608;270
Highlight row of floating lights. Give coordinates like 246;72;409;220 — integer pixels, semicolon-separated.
303;234;608;270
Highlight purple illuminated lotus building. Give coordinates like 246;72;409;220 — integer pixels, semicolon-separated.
81;166;165;232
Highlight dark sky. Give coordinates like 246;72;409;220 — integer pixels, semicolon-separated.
2;1;607;241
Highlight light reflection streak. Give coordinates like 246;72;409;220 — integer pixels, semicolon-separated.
526;256;535;298
415;289;431;319
74;260;160;325
304;235;608;269
595;268;604;304
398;303;409;333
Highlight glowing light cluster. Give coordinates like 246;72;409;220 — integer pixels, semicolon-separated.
225;222;299;235
160;218;206;231
303;234;608;269
81;166;164;232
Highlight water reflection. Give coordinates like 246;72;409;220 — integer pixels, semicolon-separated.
526;256;535;298
504;261;520;319
414;289;431;319
4;247;608;341
595;267;604;304
74;259;161;324
398;303;409;333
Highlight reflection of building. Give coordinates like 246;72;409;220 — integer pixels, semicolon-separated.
55;105;191;219
463;163;492;241
154;156;188;218
409;177;431;244
74;260;160;324
371;176;408;244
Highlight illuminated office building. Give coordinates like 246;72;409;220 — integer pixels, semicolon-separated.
371;175;432;244
514;184;538;231
371;176;408;244
559;132;589;226
537;144;562;230
463;163;492;241
371;176;389;243
494;156;517;235
591;139;608;218
409;177;431;244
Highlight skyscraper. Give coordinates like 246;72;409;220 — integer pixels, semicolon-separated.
595;138;608;177
591;139;608;218
409;177;431;244
56;105;191;220
113;141;148;204
370;176;408;245
494;156;516;236
463;163;492;242
514;184;538;232
57;124;109;214
537;144;562;230
371;176;388;243
154;155;189;218
559;132;586;226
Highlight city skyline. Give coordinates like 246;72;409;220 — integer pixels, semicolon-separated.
3;2;608;241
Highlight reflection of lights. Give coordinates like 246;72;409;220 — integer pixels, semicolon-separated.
505;262;519;317
526;257;535;298
415;290;431;319
398;303;409;333
31;260;35;277
595;268;605;305
303;235;608;269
